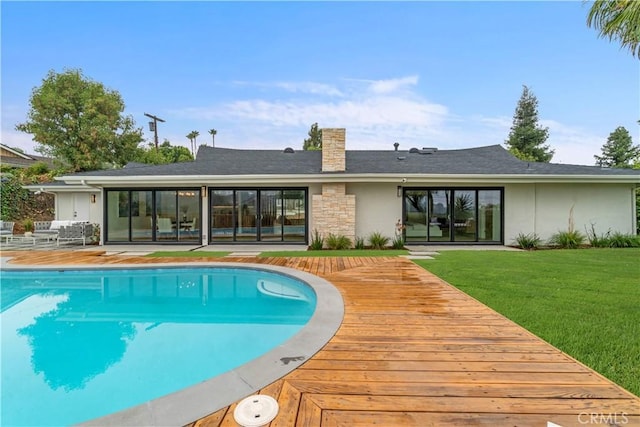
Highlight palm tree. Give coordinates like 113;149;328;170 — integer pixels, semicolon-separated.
192;131;200;155
186;131;196;156
587;0;640;59
208;128;217;147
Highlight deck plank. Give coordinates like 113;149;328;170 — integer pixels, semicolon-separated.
3;251;638;426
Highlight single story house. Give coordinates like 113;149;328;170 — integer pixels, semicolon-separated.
28;128;640;246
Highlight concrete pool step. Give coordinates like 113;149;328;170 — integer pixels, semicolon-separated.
226;251;262;257
402;250;440;260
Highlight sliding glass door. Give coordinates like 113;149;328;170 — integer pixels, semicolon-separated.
403;188;502;244
105;188;201;244
210;188;307;243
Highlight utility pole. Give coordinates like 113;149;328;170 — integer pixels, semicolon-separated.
144;113;165;150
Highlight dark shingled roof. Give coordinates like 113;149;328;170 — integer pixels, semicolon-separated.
70;145;640;177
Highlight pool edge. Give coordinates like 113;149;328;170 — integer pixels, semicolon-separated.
2;260;344;427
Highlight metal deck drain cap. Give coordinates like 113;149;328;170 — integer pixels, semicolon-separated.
233;395;279;427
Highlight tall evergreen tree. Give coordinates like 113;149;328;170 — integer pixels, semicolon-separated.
594;126;640;167
303;123;322;150
505;85;554;162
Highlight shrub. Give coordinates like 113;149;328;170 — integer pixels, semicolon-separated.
23;219;34;232
368;231;390;249
585;224;611;248
607;232;640;248
548;230;586;249
325;233;352;250
513;232;541;250
25;161;50;176
354;236;365;249
309;229;324;250
391;234;405;249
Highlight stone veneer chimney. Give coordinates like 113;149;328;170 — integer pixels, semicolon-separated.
321;128;346;172
312;128;356;246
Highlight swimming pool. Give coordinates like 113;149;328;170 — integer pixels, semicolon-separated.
0;264;342;426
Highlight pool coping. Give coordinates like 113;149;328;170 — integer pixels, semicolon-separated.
1;261;344;427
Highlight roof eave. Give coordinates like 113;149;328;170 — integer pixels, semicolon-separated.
56;173;640;186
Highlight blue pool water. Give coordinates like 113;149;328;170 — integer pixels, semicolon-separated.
0;267;316;426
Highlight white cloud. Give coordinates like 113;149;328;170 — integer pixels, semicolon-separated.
232;80;343;97
542;119;602;166
367;75;419;94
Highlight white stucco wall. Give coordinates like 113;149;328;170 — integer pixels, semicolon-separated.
347;183;403;240
504;183;636;243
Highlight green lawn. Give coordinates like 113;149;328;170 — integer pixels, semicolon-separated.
413;249;640;397
258;249;409;257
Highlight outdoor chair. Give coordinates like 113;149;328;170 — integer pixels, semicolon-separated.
34;220;77;240
0;221;15;238
57;223;92;246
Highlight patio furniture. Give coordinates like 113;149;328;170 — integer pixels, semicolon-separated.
34;220;76;240
4;234;52;246
57;223;94;246
0;221;15;239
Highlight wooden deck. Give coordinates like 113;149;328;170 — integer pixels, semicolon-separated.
3;251;639;426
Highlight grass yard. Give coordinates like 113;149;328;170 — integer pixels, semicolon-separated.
258;249;409;257
414;248;640;397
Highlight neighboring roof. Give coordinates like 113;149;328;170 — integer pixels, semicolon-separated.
1;144;33;159
64;144;640;180
0;144;56;169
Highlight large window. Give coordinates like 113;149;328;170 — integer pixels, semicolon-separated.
210;188;307;243
105;188;201;243
403;188;502;244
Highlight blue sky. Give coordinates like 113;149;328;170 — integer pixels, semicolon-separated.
2;1;638;165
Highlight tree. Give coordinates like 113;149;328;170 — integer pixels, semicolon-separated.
186;130;199;155
505;85;554;162
587;0;640;59
15;69;143;172
303;123;322;150
635;161;640;234
594;126;640;167
134;140;193;165
208;128;217;147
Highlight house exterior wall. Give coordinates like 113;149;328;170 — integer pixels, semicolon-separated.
311;183;356;244
350;183;402;240
504;183;636;243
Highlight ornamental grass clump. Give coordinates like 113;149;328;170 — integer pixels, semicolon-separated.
391;234;405;249
325;233;352;250
309;229;324;250
548;230;586;249
354;236;365;249
513;232;541;250
585;224;611;248
607;232;640;248
368;231;390;249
